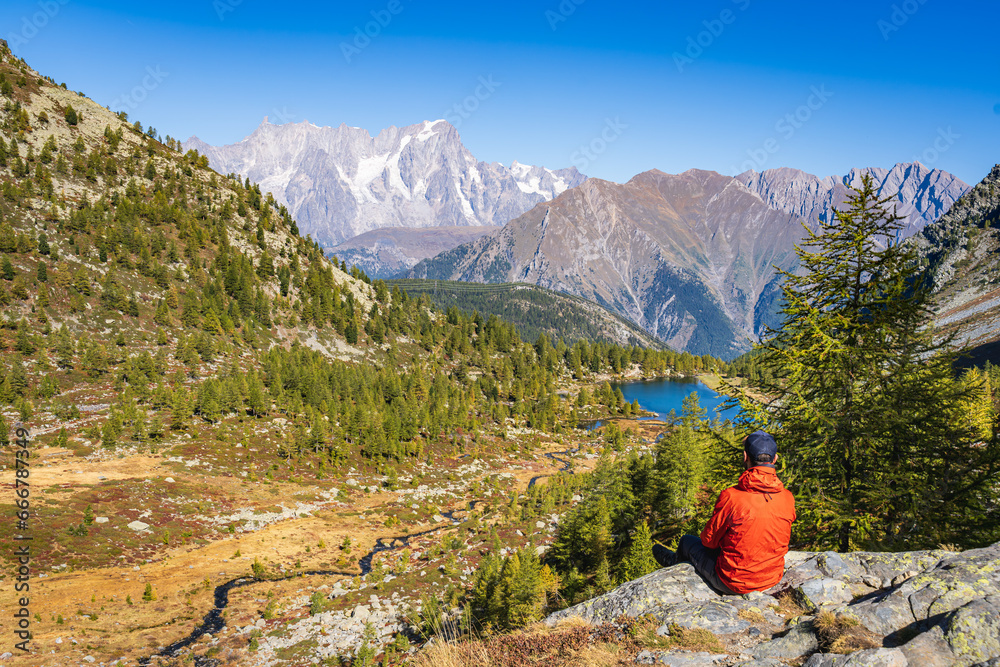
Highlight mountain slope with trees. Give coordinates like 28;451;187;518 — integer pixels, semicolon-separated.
388;279;669;349
0;39;722;666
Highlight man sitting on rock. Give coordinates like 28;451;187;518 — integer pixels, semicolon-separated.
653;430;796;595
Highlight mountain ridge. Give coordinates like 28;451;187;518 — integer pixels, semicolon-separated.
738;162;969;236
183;118;587;250
408;164;970;358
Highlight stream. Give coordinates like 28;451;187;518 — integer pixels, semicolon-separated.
527;449;576;488
140;453;576;664
138;517;459;666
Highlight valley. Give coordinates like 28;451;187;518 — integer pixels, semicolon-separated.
3;383;679;665
0;7;998;665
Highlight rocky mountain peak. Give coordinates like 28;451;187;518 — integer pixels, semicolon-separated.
737;162;969;235
183;119;586;250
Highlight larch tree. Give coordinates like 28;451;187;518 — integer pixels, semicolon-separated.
738;175;1000;551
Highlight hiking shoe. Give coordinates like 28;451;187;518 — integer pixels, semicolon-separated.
652;543;677;568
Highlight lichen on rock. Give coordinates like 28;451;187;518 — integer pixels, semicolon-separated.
543;541;1000;666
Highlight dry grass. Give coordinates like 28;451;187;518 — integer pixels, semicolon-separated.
662;624;724;653
772;590;809;619
737;608;766;624
814;611;881;654
411;617;726;667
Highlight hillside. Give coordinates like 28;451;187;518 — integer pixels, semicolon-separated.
407;165;969;360
408;170;805;359
0;40;709;667
388;279;668;349
910;164;1000;363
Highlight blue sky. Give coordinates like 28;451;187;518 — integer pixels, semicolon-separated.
3;0;998;185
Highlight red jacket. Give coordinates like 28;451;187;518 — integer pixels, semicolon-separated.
700;466;796;594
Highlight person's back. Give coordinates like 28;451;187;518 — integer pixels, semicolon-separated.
653;430;796;595
701;465;795;593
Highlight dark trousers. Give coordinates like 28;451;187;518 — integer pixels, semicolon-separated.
677;534;738;595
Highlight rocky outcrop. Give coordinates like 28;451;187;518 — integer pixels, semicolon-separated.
545;541;1000;667
901;165;1000;359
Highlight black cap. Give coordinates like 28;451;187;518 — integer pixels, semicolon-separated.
744;430;777;463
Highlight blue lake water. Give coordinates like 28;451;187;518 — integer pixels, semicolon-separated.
613;376;734;421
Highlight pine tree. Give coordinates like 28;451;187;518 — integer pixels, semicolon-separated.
738;175;1000;551
171;389;190;430
0;225;14;253
962;368;995;442
55;324;75;368
198;381;221;423
652;413;707;530
620;520;657;581
247;375;267;417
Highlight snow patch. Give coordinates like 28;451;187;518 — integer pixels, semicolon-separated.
545;168;570;195
416;120;445;142
356;154;390;187
510;161;532;179
455;181;475;218
516;177;543;195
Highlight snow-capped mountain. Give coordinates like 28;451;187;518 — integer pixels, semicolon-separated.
183;119;586;247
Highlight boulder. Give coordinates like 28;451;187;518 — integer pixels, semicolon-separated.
545;563;719;625
798;578;854;608
542;541;1000;667
751;622;819;660
654;600;751;635
802;648;907;666
837;543;1000;638
635;650;729;665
